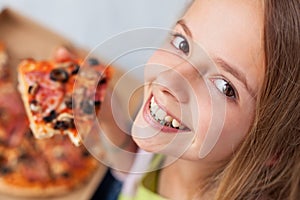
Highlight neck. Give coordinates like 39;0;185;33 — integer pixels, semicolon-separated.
158;157;223;200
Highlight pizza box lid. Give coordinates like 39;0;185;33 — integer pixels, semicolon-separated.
0;8;108;200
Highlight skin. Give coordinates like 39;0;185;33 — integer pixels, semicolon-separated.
132;0;265;199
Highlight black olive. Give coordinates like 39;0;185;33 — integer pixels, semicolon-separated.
29;99;41;112
53;121;69;130
50;68;69;83
54;116;75;130
28;85;33;93
71;64;80;75
28;82;39;95
29;99;38;105
43;110;57;123
64;96;73;109
94;100;101;107
80;100;94;114
18;153;30;161
61;172;70;178
81;150;90;157
87;58;100;66
98;77;107;85
0;166;12;175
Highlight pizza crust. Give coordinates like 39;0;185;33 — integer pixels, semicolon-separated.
0;178;73;198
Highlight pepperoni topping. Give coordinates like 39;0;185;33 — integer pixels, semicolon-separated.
35;87;64;116
50;68;69;83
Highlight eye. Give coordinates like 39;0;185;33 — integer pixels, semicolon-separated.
214;79;237;99
171;34;190;55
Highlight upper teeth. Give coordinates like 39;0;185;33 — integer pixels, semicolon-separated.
149;96;186;130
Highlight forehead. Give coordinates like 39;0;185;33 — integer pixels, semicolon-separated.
182;0;265;95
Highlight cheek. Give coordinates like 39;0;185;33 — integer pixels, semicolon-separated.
222;97;256;146
191;89;255;159
204;106;254;159
192;101;212;145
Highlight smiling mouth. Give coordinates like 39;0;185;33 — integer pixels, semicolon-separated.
148;96;189;131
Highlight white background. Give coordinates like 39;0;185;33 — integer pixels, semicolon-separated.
0;0;192;81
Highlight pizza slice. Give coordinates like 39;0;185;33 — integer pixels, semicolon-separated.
18;48;112;146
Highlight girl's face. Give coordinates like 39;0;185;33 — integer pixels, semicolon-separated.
132;0;265;162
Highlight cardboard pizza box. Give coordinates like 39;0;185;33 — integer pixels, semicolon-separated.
0;8;108;200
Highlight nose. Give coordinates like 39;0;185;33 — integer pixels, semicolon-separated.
153;61;200;104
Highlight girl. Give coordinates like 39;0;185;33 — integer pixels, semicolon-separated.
117;0;300;199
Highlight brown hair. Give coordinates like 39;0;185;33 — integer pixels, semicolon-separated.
214;0;300;199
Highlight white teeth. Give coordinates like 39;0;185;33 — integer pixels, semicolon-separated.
150;104;159;114
151;100;156;107
150;96;156;107
179;125;185;130
149;96;187;130
156;109;167;120
164;115;173;123
151;96;155;104
172;119;180;128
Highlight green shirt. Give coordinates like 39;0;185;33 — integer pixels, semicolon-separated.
119;170;166;200
119;155;167;200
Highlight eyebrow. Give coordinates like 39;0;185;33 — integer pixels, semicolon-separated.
214;57;257;99
177;19;193;38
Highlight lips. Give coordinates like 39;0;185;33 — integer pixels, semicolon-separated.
145;95;190;132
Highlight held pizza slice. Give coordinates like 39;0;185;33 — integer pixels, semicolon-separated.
17;52;112;146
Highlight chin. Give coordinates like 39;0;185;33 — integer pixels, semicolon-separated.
132;136;161;153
